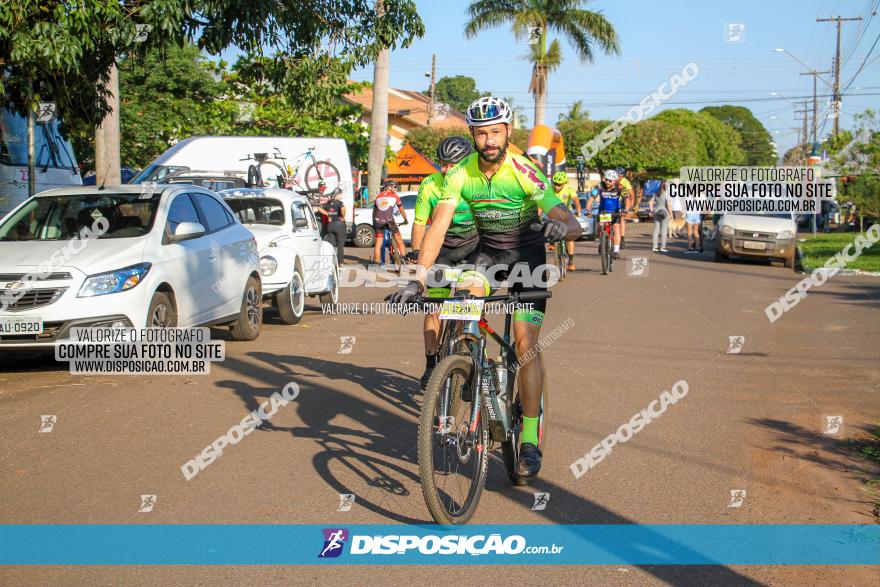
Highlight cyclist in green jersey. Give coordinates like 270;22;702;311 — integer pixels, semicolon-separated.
389;97;582;478
409;136;478;388
551;171;582;271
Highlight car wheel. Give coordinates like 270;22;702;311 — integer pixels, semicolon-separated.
230;275;263;340
319;265;339;305
147;292;177;327
276;268;305;325
714;248;728;263
354;224;374;248
783;254;794;269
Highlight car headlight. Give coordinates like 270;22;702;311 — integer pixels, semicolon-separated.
260;255;277;276
77;263;151;297
777;230;795;239
720;225;735;237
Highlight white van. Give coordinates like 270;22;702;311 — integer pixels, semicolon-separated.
0;109;83;218
130;136;355;226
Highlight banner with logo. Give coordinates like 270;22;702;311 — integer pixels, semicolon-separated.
1;525;877;564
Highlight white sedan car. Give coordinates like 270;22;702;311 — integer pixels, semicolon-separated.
221;188;339;324
351;191;416;248
0;185;262;349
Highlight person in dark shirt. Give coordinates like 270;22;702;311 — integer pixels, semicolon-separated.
315;196;347;266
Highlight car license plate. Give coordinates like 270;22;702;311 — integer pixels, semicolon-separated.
743;241;766;250
599;213;613;223
439;299;484;321
0;317;43;335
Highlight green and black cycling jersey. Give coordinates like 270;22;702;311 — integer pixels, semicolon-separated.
438;151;563;249
414;172;478;248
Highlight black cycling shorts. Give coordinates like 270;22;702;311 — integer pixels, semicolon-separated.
436;239;479;267
373;220;399;236
464;243;548;320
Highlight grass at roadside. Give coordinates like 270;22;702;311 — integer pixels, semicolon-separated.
845;426;880;517
799;231;880;272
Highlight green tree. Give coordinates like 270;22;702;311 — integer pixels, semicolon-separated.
592;120;700;176
653;109;744;165
1;0;424;149
464;0;619;126
556;118;608;161
559;100;589;123
428;75;487;113
700;105;775;166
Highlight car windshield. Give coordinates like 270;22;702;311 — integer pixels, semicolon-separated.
131;164;191;183
0;193;160;241
225;198;285;225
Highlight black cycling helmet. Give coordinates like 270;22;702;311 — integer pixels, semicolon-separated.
615;166;626;176
436;136;473;164
381;179;398;190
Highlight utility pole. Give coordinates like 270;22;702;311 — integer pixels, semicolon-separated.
795;102;809;161
95;62;122;186
427;54;436;126
800;69;831;145
817;14;862;137
367;0;389;202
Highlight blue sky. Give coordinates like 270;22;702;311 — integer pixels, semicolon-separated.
350;0;880;155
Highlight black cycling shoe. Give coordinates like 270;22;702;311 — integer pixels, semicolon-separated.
612;251;620;260
517;443;542;478
420;366;435;390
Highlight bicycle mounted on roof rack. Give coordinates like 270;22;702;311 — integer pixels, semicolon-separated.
239;147;341;206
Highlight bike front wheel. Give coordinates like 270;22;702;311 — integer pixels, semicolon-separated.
418;354;488;524
599;231;611;275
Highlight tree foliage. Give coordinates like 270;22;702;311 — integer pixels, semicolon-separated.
700;105;774;166
405;127;472;162
427;75;487;113
653;109;743;166
73;44;372;170
1;0;424;139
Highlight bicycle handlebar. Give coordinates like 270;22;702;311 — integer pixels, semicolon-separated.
409;290;552;306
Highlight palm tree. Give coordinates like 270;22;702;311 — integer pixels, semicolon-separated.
465;0;619;126
559;100;590;123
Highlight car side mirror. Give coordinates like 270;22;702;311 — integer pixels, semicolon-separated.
170;221;206;242
293;217;309;229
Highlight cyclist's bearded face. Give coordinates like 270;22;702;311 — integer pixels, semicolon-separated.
472;123;510;163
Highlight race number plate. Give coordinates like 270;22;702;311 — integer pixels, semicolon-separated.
0;317;43;335
743;240;766;250
599;213;613;223
439;299;485;321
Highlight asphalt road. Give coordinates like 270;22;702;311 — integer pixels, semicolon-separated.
1;224;878;586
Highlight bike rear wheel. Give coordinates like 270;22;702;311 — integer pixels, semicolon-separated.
304;160;341;192
556;246;566;280
418;354;488;524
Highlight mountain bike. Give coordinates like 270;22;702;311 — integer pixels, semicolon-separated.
240;147;340;201
593;212;615;275
554;240;568;280
411;289;551;524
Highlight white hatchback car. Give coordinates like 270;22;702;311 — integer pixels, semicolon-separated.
221;188;339;324
0;185;262;349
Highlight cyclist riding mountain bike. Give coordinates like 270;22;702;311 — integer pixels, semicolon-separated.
372;180;408;264
586;169;629;259
615;167;634;249
410;136;479;388
551;171;582;271
388;96;582;479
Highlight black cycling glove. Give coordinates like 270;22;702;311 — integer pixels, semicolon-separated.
385;281;423;305
404;250;420;263
531;219;568;243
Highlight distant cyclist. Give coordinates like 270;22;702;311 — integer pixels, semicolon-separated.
388;96;582;479
616;167;634;249
409;136;478;388
551;171;581;271
587;169;627;259
372;180;408;264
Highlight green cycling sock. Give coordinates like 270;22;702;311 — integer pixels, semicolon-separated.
521;416;540;446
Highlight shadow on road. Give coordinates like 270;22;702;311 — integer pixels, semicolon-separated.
214;350;766;585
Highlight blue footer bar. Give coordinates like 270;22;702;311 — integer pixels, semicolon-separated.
1;524;877;565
